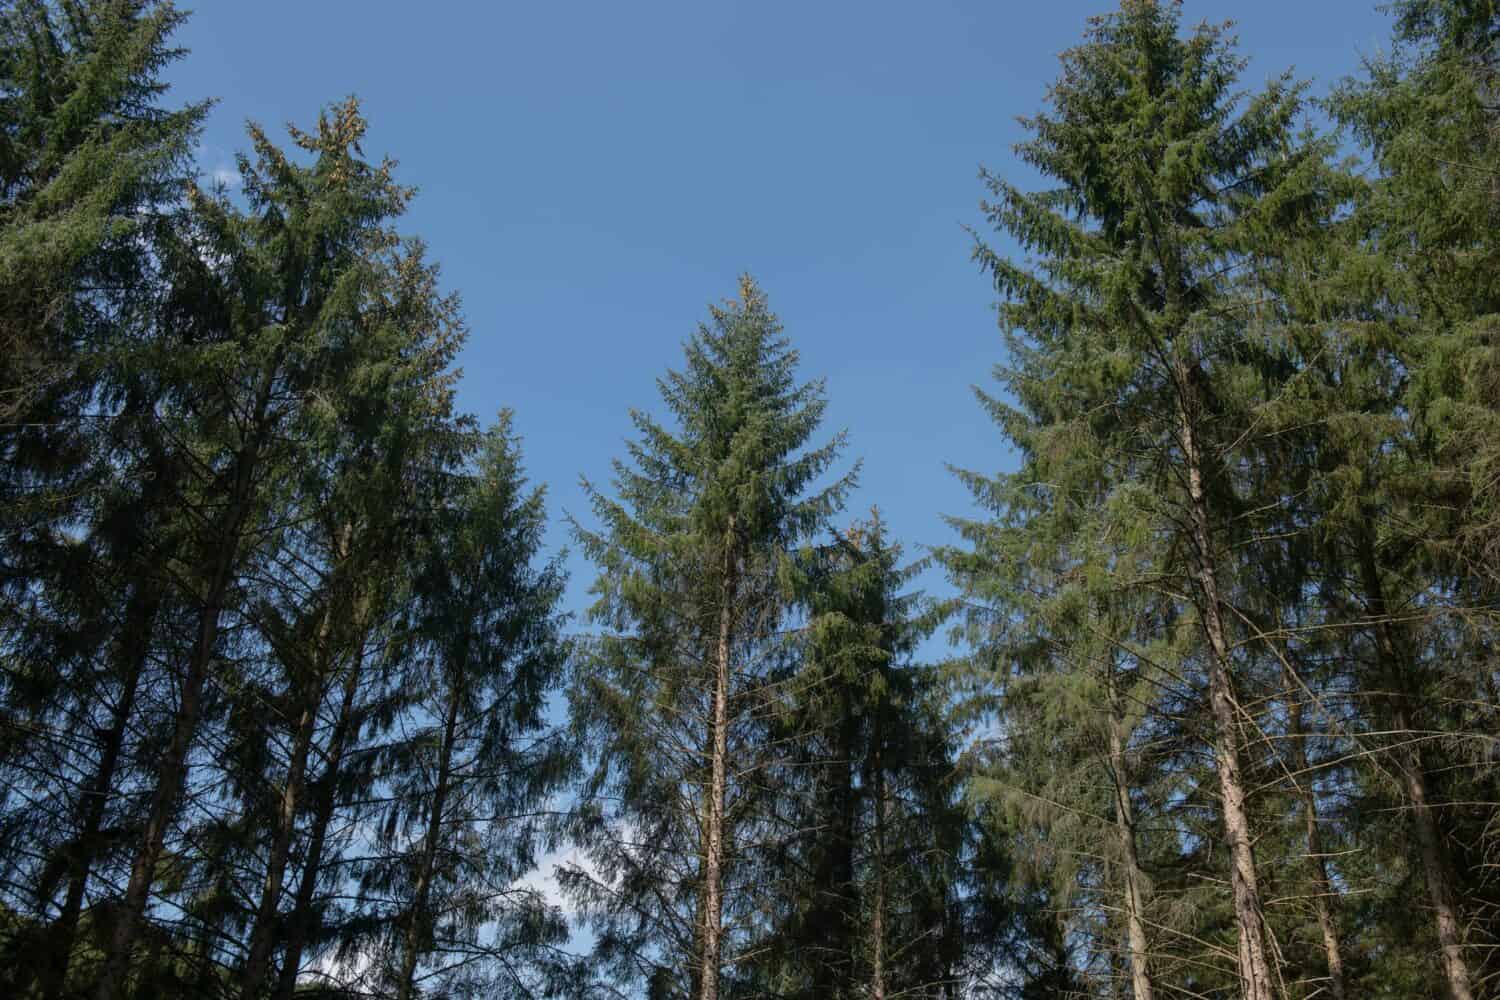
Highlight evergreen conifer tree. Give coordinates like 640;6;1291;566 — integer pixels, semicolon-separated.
755;513;965;1000
944;3;1347;996
563;277;853;1000
89;98;422;1000
356;414;573;1000
0;0;205;468
0;3;204;994
232;224;470;1000
1322;3;1500;994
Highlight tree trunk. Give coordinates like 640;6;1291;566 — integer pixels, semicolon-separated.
697;529;736;1000
244;541;356;1000
1176;390;1277;1000
396;685;461;1000
273;650;364;1000
813;674;858;997
240;677;321;998
43;430;177;1000
94;591;215;1000
40;583;160;1000
95;371;274;1000
1356;537;1475;1000
1105;665;1155;1000
869;724;888;1000
1396;718;1474;1000
1283;671;1346;1000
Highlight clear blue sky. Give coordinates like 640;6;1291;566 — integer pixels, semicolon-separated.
166;0;1393;627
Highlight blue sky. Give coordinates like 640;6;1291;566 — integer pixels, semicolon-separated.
166;0;1394;628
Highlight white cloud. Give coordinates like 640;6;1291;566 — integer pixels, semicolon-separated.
301;941;377;992
515;845;596;912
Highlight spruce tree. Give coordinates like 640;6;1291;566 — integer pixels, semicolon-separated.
233;228;469;999
945;3;1346;996
1323;3;1500;994
754;513;964;1000
355;414;573;1000
0;3;205;994
3;9;586;998
563;277;853;1000
943;470;1182;999
0;0;205;470
90;98;419;1000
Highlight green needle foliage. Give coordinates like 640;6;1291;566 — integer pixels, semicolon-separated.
0;0;206;477
943;2;1358;997
2;2;1499;998
752;513;969;1000
563;277;853;1000
354;415;572;1000
1;8;577;990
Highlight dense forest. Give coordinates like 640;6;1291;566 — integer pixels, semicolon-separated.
1;0;1497;997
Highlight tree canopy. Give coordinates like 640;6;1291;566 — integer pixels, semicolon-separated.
2;2;1497;999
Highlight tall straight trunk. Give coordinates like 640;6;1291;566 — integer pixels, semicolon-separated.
94;580;218;1000
396;685;461;1000
274;651;364;1000
869;717;888;1000
95;370;276;1000
240;670;322;998
833;690;856;994
1356;539;1474;1000
44;435;177;1000
1175;384;1276;1000
244;525;354;999
689;801;707;1000
40;584;160;1000
1105;665;1155;1000
697;529;736;1000
813;678;858;997
1283;670;1346;1000
1394;710;1474;1000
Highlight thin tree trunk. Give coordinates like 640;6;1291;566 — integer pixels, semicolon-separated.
244;529;355;1000
689;801;707;1000
240;672;321;998
40;583;160;1000
1356;538;1475;1000
94;589;216;1000
1283;671;1346;1000
1105;665;1155;1000
1176;390;1277;1000
869;722;888;1000
396;685;461;1000
697;528;736;1000
43;431;177;1000
834;690;856;998
95;371;275;1000
813;675;858;997
273;649;364;1000
1395;715;1474;1000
